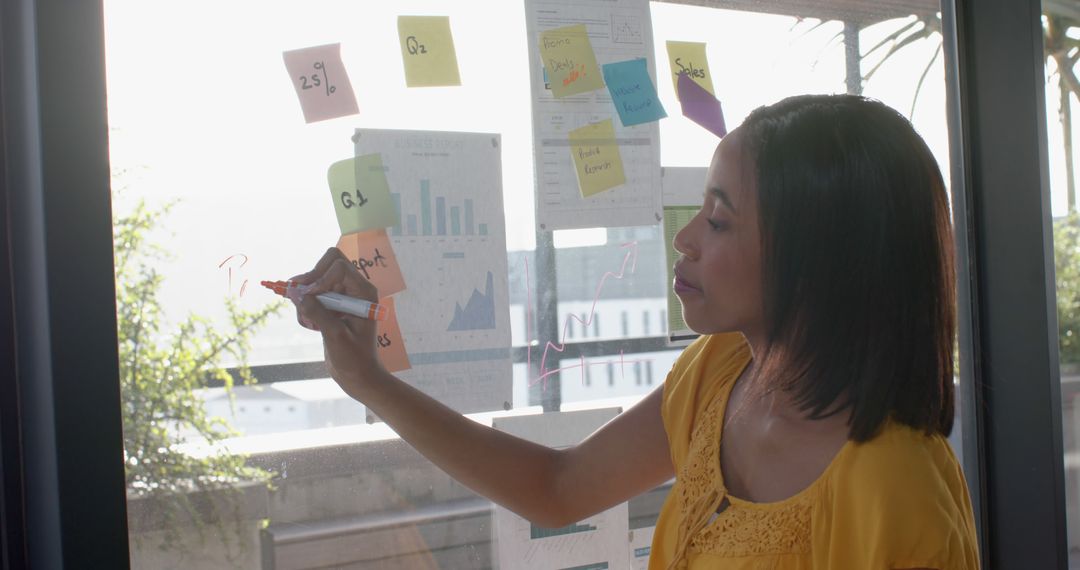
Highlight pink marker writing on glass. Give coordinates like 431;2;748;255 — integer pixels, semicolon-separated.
261;280;388;321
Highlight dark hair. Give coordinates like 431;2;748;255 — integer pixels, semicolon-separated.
741;94;955;442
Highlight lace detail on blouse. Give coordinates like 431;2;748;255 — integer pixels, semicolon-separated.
690;498;812;557
668;376;812;568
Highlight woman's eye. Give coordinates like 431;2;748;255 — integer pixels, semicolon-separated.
707;219;729;231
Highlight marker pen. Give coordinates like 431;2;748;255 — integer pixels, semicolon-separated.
261;280;388;321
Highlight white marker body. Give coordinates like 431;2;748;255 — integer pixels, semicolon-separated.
313;291;386;320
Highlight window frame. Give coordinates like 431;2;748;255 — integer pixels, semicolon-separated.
948;0;1069;565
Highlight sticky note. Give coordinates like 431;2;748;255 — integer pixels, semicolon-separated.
568;119;626;197
282;44;359;123
336;230;407;297
678;73;727;138
602;59;667;127
538;24;605;98
328;154;400;235
666;41;714;97
397;16;461;87
376;297;411;373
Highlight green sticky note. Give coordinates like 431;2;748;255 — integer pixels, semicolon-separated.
664;206;698;333
328;154;399;235
398;16;461;87
666;41;714;97
539;24;605;98
569;118;626;197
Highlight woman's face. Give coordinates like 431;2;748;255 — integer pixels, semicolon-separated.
672;128;765;342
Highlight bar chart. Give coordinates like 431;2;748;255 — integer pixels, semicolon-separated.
390;179;489;237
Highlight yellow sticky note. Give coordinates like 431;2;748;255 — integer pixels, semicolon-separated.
328;154;400;235
666;41;714;97
568;119;626;197
398;16;461;87
538;24;605;98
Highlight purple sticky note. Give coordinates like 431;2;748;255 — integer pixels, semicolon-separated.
283;44;360;123
678;73;727;138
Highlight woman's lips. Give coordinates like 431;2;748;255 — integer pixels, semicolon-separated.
673;273;701;294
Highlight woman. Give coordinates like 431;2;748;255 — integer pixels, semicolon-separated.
292;94;979;569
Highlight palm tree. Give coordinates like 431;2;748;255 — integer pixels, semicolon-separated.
862;9;1079;212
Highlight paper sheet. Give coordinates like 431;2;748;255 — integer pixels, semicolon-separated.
628;526;655;570
354;129;512;416
665;41;715;96
282;43;359;123
492;408;631;570
525;0;662;231
335;229;407;297
602;58;667;127
569;119;627;197
661;167;707;345
327;154;400;235
397;16;462;87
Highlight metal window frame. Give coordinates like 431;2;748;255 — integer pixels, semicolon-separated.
0;0;1069;567
949;0;1068;566
1;0;130;567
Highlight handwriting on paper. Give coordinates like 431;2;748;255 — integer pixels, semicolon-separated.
282;43;359;123
538;24;604;98
327;154;399;236
602;59;667;127
665;41;714;97
335;229;406;296
568;118;626;197
397;16;461;87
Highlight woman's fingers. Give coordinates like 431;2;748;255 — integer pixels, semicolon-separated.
298;292;351;338
292;247;377;332
291;247;350;286
307;258;379;301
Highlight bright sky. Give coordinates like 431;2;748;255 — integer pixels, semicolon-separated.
102;0;1069;364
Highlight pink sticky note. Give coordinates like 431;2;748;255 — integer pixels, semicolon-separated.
678;73;727;138
282;44;359;123
375;297;411;373
335;230;407;297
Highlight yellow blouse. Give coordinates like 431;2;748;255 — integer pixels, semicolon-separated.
650;333;979;570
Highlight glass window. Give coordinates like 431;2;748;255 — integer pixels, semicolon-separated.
1045;3;1080;562
104;1;971;567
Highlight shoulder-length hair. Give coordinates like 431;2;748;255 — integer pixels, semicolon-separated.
741;94;955;442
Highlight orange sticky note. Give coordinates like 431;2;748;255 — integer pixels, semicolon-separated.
376;297;410;372
336;230;406;297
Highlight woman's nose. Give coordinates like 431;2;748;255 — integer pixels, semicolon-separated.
673;217;697;259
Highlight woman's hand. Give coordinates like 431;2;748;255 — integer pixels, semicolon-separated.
292;247;385;399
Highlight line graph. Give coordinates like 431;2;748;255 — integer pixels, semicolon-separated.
523;241;658;389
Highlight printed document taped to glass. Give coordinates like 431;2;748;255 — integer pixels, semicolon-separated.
354;129;512;418
525;0;662;231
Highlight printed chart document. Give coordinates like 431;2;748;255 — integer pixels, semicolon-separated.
628;526;656;570
525;0;662;231
493;408;630;569
661;167;707;345
354;129;512;416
